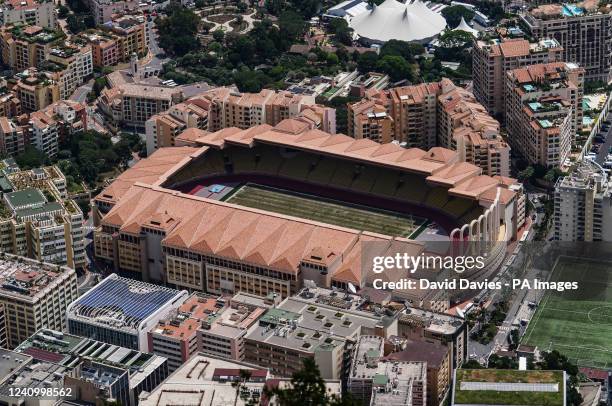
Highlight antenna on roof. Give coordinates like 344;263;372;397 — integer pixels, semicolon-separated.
347;282;357;294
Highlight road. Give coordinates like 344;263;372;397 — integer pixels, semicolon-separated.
595;118;612;164
70;80;93;103
142;20;169;72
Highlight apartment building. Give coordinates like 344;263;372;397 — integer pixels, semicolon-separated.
104;14;147;60
205;88;318;131
198;295;266;361
148;293;223;372
521;1;612;82
345;99;394;143
0;117;26;156
86;0;139;24
145;91;334;154
505;62;584;167
0;255;77;348
47;44;93;100
472;36;563;117
14;69;60;112
87;33;120;67
38;99;88;142
348;82;441;148
29;109;58;156
386;339;452;406
438;79;510;177
67;274;188;351
0;0;57;29
15;329;169;406
244;291;398;380
145;97;210;154
0;25;60;71
348;335;426;406
0;166;86;268
0;86;21;118
348;80;509;176
398;306;467;370
554;159;612;241
99;83;183;128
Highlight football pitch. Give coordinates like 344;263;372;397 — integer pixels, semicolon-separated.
521;256;612;369
224;184;428;238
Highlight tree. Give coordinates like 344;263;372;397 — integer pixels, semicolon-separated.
15;146;48;169
538;351;582;406
380;39;424;62
441;5;475;27
279;10;305;42
376;55;413;82
544;168;566;183
462;359;484;369
58;5;69;18
356;51;379;73
66;14;86;33
157;6;201;56
518;165;534;181
265;358;357;405
328;19;353;46
212;29;225;43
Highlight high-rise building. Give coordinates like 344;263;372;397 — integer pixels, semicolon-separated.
348;80;510;176
0;255;78;348
521;3;612;82
505;62;584;167
554;160;612;241
472;36;563;118
67;274;188;351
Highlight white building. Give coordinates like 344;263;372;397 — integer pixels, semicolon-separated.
349;0;447;44
554;160;612;241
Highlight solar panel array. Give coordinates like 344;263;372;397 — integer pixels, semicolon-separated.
69;275;181;330
460;382;559;393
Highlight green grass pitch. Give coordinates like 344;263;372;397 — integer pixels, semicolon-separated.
521;256;612;369
224;183;428;238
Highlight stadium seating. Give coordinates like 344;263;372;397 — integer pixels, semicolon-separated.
278;152;314;181
330;161;356;188
442;197;476;219
350;166;377;193
307;157;337;184
370;172;399;198
424;187;449;209
231;148;257;173
255;147;283;175
394;175;428;204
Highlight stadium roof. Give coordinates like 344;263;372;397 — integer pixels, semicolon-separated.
67;274;186;332
350;0;447;43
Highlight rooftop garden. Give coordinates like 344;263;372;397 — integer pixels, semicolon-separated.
454;369;564;406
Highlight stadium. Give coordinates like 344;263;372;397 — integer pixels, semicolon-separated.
93;119;525;299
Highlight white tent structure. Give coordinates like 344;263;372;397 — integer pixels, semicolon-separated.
453;17;479;37
349;0;447;44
